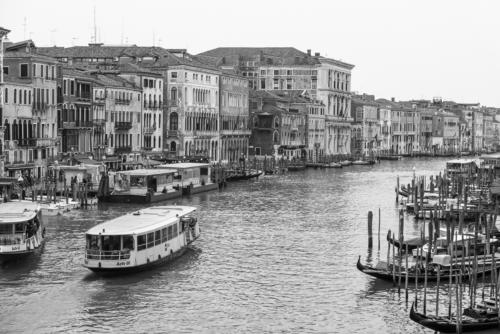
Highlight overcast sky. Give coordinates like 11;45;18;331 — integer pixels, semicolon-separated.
1;0;499;106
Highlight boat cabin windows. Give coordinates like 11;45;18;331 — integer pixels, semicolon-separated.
137;235;146;250
136;223;179;252
86;234;135;252
0;224;14;234
147;232;155;248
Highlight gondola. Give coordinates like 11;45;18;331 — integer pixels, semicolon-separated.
225;169;263;182
386;234;425;252
356;256;499;283
410;302;499;333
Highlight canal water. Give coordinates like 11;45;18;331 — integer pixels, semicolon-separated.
0;158;472;333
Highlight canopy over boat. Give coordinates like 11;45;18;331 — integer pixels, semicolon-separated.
0;202;40;223
86;206;196;236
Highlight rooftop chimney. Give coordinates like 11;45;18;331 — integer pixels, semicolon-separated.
314;52;320;57
307;49;311;56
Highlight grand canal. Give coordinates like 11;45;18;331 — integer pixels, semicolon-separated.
0;158;466;333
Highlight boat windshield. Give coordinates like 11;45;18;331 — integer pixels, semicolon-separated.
86;234;135;260
0;222;29;245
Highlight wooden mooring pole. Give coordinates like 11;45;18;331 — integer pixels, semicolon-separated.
368;211;373;248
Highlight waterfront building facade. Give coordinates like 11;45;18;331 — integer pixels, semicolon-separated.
219;72;250;163
198;47;354;157
378;105;392;155
118;64;163;154
0;27;10;177
351;95;380;156
91;73;142;160
3;43;59;178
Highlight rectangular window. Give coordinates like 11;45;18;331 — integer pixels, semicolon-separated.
167;225;173;240
173;224;178;238
137;235;146;250
3;66;8;75
63;79;67;95
155;230;161;245
40;64;44;78
70;81;74;95
143;78;148;87
171;72;177;79
20;64;28;77
51;66;55;79
146;232;155;248
33;64;36;77
161;228;167;243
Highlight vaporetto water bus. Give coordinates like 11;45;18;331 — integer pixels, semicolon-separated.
83;205;200;274
0;201;45;262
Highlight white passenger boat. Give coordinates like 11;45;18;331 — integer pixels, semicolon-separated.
0;201;45;262
83;205;200;274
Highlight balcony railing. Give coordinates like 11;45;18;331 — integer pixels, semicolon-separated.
17;138;37;147
85;249;131;261
115;121;132;131
142;146;153;151
144;126;156;134
166;130;178;137
115;146;132;154
115;98;131;105
62;121;93;129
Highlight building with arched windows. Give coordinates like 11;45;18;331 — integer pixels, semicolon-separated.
2;40;59;178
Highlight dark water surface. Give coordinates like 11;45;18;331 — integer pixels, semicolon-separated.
0;158;468;333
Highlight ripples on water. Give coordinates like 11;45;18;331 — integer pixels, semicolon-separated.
0;158;456;333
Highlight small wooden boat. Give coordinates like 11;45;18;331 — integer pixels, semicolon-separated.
226;169;263;182
339;160;352;166
386;234;425;252
326;162;342;168
356;256;500;283
287;163;306;171
410;302;499;333
352;159;375;165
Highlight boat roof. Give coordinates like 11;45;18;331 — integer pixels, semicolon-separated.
117;168;177;176
159;162;209;169
0;201;40;223
86;205;197;235
446;159;477;165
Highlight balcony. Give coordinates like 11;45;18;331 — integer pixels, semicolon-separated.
76;94;91;102
115;121;132;131
144;126;156;135
142;146;153;151
115;146;132;154
167;99;178;107
115;98;131;105
166;130;178;137
17;139;37;147
94;97;106;104
62;121;93;129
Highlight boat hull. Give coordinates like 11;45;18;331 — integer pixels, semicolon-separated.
410;303;499;333
85;245;188;275
0;241;45;263
98;191;182;204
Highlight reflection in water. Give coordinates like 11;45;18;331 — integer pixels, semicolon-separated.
0;158;449;333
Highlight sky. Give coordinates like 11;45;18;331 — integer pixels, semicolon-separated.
1;0;500;106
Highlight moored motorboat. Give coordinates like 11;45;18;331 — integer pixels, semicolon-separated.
0;201;46;263
339;160;352;166
83;205;200;274
326;162;342;168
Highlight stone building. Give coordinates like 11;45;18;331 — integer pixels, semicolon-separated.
219;71;251;163
249;91;307;159
197;47;354;157
2;40;59;178
118;63;163;154
91;73;142;160
351;95;380;156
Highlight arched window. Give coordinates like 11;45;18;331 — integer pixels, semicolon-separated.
4;120;10;140
170;112;178;130
170;141;177;152
273;131;279;144
274;116;279;128
13;89;17;104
